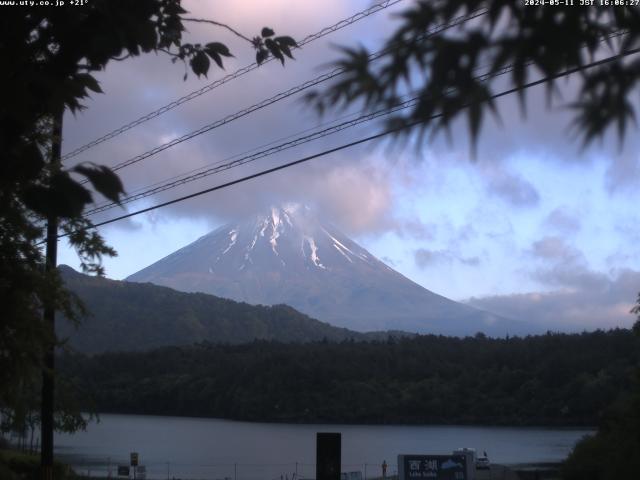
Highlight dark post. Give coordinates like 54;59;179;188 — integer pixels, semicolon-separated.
40;108;63;480
316;433;341;480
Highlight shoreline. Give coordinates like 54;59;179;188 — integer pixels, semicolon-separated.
82;411;598;430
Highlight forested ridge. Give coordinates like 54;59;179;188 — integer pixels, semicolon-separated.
58;265;372;352
59;329;639;426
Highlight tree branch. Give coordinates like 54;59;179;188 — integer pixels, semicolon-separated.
182;17;253;44
110;53;132;62
157;48;180;59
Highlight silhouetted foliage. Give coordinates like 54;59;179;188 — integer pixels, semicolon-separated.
561;296;640;480
0;449;77;480
309;1;640;149
59;329;639;426
1;0;295;421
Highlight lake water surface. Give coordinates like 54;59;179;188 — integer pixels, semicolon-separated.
54;414;593;480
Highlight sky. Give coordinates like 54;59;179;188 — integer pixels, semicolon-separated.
57;0;640;332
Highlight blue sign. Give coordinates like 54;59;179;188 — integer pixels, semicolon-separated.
398;455;467;480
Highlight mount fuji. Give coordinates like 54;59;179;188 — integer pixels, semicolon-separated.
127;204;524;336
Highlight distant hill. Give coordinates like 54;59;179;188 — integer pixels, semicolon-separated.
128;204;531;336
58;265;367;354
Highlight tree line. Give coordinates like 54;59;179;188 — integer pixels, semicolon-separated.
58;329;640;426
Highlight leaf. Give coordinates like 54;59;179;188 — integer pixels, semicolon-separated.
277;42;293;60
274;36;297;48
76;73;103;94
205;49;224;69
138;22;158;52
205;43;231;69
164;1;187;15
206;42;233;57
50;172;94;218
261;27;275;38
265;38;284;65
23;185;51;217
73;164;125;204
189;51;210;78
256;48;268;65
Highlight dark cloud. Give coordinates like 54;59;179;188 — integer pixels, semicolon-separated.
484;167;540;207
415;248;450;268
533;264;610;292
479;234;639;331
543;208;581;234
530;236;581;262
527;236;607;291
467;269;640;331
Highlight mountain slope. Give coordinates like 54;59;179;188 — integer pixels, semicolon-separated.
127;204;527;336
58;265;367;354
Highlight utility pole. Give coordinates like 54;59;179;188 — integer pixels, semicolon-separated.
40;108;63;480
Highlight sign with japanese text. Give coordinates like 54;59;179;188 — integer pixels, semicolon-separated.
130;452;139;466
398;455;467;480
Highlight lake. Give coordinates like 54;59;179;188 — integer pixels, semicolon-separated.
54;414;593;480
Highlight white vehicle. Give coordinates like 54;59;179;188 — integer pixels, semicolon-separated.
453;448;476;480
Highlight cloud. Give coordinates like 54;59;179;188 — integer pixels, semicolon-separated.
62;0;409;231
526;236;609;291
158;151;396;235
483;167;540;207
467;269;640;331
394;218;437;241
530;235;581;262
58;0;640;305
472;234;640;331
460;256;481;266
543;208;581;234
65;0;637;245
381;256;397;267
414;248;450;268
533;264;610;292
414;248;480;269
456;223;477;242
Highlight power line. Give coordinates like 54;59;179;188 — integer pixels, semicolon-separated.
85;108;373;213
84;98;417;215
84;8;493;211
62;46;640;238
77;8;487;182
84;29;627;216
85;61;515;217
90;107;369;207
61;0;406;162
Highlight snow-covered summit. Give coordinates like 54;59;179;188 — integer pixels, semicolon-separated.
189;204;380;273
